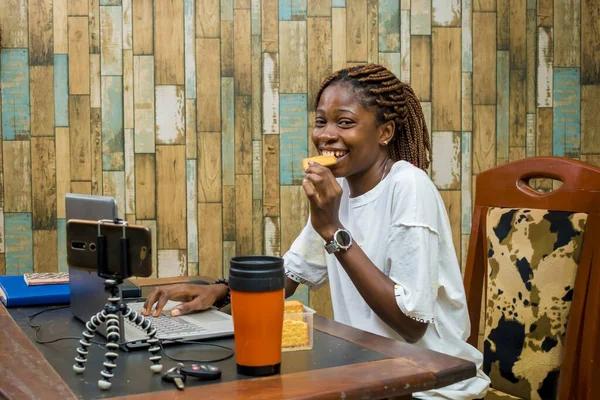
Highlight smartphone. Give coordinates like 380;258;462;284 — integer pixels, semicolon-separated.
66;219;153;279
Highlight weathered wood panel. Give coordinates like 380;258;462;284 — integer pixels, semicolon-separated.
432;28;461;131
156;145;187;249
4;141;32;213
31;137;57;230
155;0;185;84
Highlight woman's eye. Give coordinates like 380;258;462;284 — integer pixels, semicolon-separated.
314;119;325;126
338;120;354;127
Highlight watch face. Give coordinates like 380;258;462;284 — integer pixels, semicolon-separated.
335;230;352;247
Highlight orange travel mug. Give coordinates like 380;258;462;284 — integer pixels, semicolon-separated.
229;255;285;376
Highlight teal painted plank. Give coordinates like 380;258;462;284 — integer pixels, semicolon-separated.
222;0;233;21
462;0;472;72
280;94;308;185
461;131;472;233
332;0;346;6
54;55;69;127
553;68;581;158
222;78;235;186
102;76;125;170
378;52;401;79
411;0;431;35
279;0;307;21
379;0;400;52
496;51;509;161
287;283;310;305
1;49;30;140
5;213;33;275
57;218;68;272
185;0;196;99
187;160;198;263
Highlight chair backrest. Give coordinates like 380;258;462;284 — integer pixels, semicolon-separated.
463;157;600;400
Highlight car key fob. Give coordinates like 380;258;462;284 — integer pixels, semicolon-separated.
162;366;187;390
180;364;222;381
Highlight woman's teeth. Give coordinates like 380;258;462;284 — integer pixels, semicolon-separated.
322;150;347;158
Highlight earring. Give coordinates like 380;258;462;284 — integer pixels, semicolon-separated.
383;141;388;145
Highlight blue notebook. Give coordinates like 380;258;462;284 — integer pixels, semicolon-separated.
0;275;70;307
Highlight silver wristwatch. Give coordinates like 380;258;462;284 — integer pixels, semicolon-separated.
325;229;353;254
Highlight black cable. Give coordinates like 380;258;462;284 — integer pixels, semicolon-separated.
27;306;106;345
158;339;235;364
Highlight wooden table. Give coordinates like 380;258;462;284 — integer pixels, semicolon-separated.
0;278;476;399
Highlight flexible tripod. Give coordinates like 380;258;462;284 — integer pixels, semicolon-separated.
72;219;162;390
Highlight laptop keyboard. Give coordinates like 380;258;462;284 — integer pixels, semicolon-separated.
126;302;207;340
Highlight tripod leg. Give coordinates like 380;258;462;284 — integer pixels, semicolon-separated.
123;307;163;373
73;310;107;374
97;313;121;390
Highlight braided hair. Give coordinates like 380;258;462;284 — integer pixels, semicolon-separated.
314;64;431;170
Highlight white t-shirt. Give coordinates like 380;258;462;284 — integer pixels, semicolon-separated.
284;161;490;399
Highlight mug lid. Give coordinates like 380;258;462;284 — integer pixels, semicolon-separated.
229;255;285;292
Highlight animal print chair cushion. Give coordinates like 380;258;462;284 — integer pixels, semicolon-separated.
483;208;587;400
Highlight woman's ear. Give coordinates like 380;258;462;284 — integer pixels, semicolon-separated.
379;120;395;146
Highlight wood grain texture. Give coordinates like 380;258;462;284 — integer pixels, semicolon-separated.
280;94;308;185
553;68;581;158
90;54;101;108
222;78;235;185
252;140;263;199
135;153;156;219
280;21;308;93
0;0;28;47
70;181;92;195
28;0;53;65
56;128;71;219
264;216;281;256
4;141;32;213
102;171;125;219
133;0;153;54
158;249;187;277
54;0;68;52
581;85;600;153
536;107;553;157
54;55;69;128
68;17;90;95
155;0;184;84
432;0;461;27
196;0;219;37
461;130;472;233
411;36;431;101
496;51;509;161
537;27;553;107
30;66;54;136
69;96;91;181
367;0;378;63
554;0;580;67
432;28;461;131
33;230;57;272
198;203;223;278
473;105;496;174
509;0;526;69
222;241;236;278
379;0;400;52
251;36;262;141
101;76;124;170
263;134;280;217
463;72;473;132
5;213;33;274
125;129;135;215
123;50;134;129
186;160;198;263
537;0;553;27
31;137;56;230
234;9;252;95
411;0;431;35
526;9;536;113
252;199;264;254
280;186;309;253
582;0;600;84
221;21;234;77
223;185;236;241
89;0;100;53
198;132;222;202
473;12;496;105
90;108;103;195
156;145;187;249
236;174;253;255
1;49;30;140
332;7;347;72
133;55;155;153
68;0;88;14
509;69;526;147
262;0;279;52
186;99;197;159
235;96;253;174
307;17;332;109
473;0;496;11
347;0;368;62
400;10;411;83
196;39;221;131
497;0;509;51
100;5;123;75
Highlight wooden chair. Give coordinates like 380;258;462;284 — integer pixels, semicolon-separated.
463;157;600;399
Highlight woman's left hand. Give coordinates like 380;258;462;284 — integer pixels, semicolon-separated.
302;161;343;239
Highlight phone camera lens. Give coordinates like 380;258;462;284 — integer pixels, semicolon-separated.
89;243;97;251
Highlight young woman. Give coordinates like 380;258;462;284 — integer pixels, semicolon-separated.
144;64;489;398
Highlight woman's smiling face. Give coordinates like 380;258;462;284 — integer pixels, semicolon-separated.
313;82;390;182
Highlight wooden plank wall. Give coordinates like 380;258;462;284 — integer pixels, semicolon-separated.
0;1;599;319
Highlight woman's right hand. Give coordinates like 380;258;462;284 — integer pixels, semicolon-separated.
141;283;228;317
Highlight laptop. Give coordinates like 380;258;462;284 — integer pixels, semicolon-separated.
65;193;234;349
